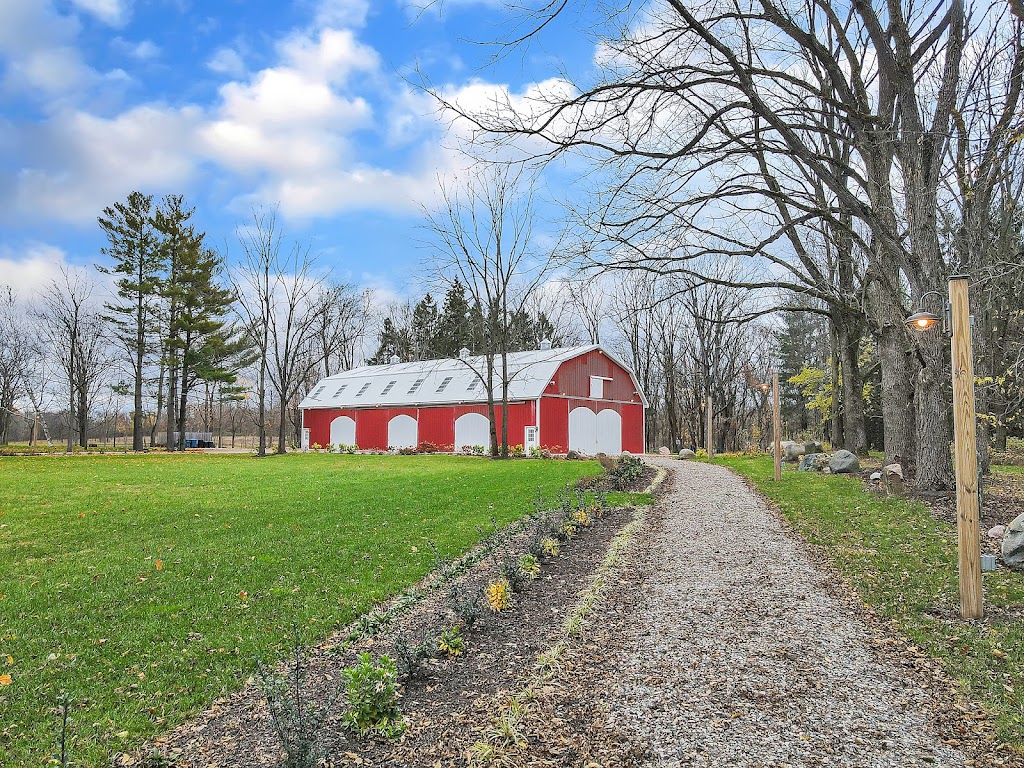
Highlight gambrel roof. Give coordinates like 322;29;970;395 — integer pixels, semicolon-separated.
299;345;647;409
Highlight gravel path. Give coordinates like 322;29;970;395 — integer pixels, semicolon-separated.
600;457;968;767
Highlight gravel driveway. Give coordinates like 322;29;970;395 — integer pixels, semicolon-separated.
598;457;967;767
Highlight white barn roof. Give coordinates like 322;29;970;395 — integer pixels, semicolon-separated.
299;345;643;409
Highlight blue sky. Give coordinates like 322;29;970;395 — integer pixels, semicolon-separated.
0;0;598;299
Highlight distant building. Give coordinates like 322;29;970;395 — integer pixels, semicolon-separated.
299;344;647;455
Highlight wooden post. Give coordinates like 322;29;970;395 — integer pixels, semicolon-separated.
705;395;713;458
949;276;983;619
772;372;782;482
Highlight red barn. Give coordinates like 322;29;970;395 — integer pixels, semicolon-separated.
299;344;647;455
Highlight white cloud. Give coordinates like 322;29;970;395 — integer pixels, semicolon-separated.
0;243;83;298
0;0;96;96
111;36;159;60
311;0;370;28
68;0;131;27
207;47;246;77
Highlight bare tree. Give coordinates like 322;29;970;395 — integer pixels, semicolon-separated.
424;164;553;457
36;271;111;450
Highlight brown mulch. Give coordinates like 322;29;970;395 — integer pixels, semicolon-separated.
150;504;639;767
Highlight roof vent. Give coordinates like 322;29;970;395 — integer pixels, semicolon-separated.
389;354;400;365
459;347;470;360
539;338;552;351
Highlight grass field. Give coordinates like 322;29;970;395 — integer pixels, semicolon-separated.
0;453;599;765
718;455;1024;750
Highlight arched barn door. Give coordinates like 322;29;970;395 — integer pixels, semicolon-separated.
387;414;418;449
568;406;597;455
329;416;356;449
454;412;490;451
596;409;622;455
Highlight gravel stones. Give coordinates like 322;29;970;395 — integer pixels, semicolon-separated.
589;458;967;767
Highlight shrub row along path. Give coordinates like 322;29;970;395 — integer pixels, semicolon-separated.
521;457;971;767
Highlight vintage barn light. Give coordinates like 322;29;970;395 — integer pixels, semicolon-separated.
905;310;942;331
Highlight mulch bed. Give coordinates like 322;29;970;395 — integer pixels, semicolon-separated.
151;503;640;767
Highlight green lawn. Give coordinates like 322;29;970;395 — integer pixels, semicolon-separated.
0;453;598;765
718;455;1024;750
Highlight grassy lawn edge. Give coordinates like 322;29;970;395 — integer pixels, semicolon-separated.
716;455;1023;754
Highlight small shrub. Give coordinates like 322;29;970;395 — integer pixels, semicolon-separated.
572;508;592;527
485;578;513;612
342;653;404;737
695;448;709;461
392;633;432;678
509;443;526;458
596;453;617;472
324;443;335;453
448;582;482;628
438;624;465;657
416;441;439;454
560;521;577;540
541;537;560;557
397;446;416;456
608;454;644;490
310;442;322;450
518;553;540;580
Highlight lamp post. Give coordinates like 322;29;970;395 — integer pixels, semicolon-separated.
747;372;781;482
905;275;983;620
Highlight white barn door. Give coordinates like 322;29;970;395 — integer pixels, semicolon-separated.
568;406;598;455
596;408;622;455
329;416;356;449
387;414;418;449
454;412;490;451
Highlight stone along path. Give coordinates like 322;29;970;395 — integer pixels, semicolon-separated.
578;458;968;767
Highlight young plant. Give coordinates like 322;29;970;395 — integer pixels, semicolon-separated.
541;537;560;557
518;553;540;580
484;578;513;612
448;582;482;628
571;507;592;527
257;629;340;768
438;624;465;657
53;693;73;768
341;653;404;737
392;633;432;678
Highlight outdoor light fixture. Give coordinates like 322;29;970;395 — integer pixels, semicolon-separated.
904;290;950;334
903;276;984;619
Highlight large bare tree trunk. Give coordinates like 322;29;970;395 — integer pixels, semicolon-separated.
914;331;954;489
837;317;867;455
877;324;916;469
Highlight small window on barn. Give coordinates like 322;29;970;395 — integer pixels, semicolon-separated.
407;378;425;395
332;384;348;398
380;380;397;396
435;376;453;393
589;376;605;399
310;385;327;399
467;377;483;393
355;382;372;397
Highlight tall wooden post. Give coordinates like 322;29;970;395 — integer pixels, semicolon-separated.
949;276;983;619
705;396;713;458
772;372;782;482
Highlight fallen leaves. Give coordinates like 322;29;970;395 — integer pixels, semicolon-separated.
0;674;12;686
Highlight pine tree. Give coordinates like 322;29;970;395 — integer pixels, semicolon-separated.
436;280;474;356
410;294;440;360
367;318;413;364
97;191;162;451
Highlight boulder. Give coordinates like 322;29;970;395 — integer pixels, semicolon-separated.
869;471;882;482
883;463;905;494
658;446;671;455
804;441;824;455
829;449;860;474
679;449;696;460
1002;513;1024;571
797;453;820;472
783;442;806;463
988;525;1006;539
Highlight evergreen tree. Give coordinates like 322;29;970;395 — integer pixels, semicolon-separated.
97;191;161;450
367;318;413;364
436;280;474;356
170;244;236;449
410;293;440;360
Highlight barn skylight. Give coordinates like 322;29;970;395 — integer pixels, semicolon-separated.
407;378;425;394
355;382;372;397
435;376;453;393
380;380;397;395
310;385;327;399
467;378;483;393
332;384;348;397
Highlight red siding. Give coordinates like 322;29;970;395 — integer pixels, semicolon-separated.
548;349;643;404
303;402;538;450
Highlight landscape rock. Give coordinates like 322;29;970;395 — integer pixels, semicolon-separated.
774;440;794;457
869;471;883;482
1002;513;1024;571
829;449;860;474
798;453;822;472
804;441;824;455
988;525;1006;539
679;449;696;460
784;442;806;462
883;463;905;494
566;450;582;460
658;446;671;455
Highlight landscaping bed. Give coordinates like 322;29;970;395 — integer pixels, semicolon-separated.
152;491;650;766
